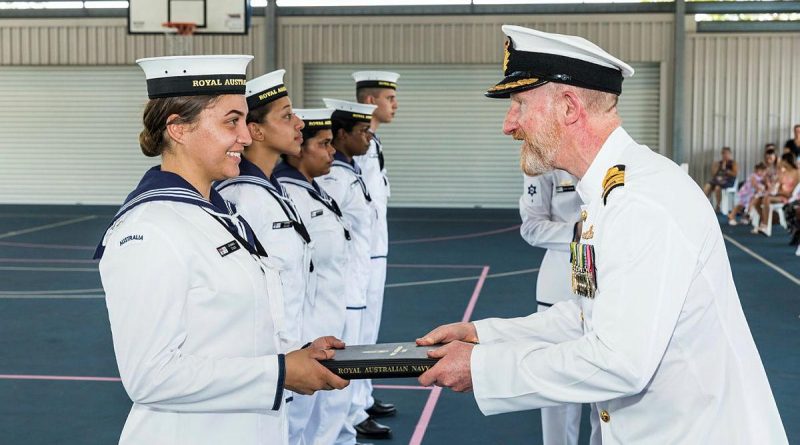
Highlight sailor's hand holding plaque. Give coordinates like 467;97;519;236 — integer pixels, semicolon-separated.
416;322;478;392
286;336;349;395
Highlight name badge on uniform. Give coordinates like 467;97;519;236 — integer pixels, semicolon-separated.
217;240;240;257
272;221;293;230
570;241;597;298
311;209;324;218
556;185;576;193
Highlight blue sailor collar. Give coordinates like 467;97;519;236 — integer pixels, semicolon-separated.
576;126;632;205
332;150;358;170
274;162;341;215
94;166;264;259
216;157;285;194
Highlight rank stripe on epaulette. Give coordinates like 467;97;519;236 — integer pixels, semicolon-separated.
601;164;625;205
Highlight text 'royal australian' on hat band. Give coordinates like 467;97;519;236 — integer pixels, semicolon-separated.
246;84;288;110
332;110;372;123
355;80;397;90
145;75;247;99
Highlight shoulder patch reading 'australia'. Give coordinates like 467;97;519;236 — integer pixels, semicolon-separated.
119;234;144;247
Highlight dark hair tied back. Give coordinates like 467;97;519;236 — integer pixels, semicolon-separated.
139;95;220;157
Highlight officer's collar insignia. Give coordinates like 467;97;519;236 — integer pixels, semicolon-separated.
601;164;625;205
527;184;537;196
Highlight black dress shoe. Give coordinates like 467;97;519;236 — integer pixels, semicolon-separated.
354;418;392;439
366;399;397;418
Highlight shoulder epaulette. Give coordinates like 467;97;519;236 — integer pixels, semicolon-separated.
601;164;625;205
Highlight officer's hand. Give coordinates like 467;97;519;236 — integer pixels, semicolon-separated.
284;347;349;395
310;336;345;351
417;341;475;392
416;322;478;346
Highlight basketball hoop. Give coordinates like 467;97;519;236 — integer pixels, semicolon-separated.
162;21;197;56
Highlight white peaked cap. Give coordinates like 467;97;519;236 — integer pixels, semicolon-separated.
322;98;377;115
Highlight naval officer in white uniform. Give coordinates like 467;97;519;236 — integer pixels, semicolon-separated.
520;170;594;445
275;108;356;445
417;26;788;444
351;70;400;422
95;55;348;445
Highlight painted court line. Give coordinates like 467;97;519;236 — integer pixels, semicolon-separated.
388;263;485;270
0;266;97;272
0;287;103;295
0;240;95;250
0;258;98;264
390;225;520;245
723;234;800;287
0;215;97;240
409;265;490;445
0;374;120;382
385;267;538;288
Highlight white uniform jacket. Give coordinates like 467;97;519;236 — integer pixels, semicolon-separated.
216;158;313;346
520;170;583;305
355;133;389;258
471;128;788;444
275;162;352;339
318;151;373;308
97;167;290;445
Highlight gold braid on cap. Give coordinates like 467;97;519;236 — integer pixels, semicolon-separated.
487;77;540;93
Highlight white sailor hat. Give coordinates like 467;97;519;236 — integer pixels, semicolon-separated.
136;55;253;99
246;69;288;111
294;108;334;130
352;71;400;90
486;25;634;99
322;98;377;123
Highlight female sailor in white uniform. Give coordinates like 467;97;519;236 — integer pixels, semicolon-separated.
276;108;355;445
215;69;313;354
94;55;347;445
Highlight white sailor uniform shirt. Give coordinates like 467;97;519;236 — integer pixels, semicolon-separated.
355;132;389;259
216;158;313;346
318;151;373;310
275;162;352;340
96;167;291;445
471;127;787;444
520;170;582;306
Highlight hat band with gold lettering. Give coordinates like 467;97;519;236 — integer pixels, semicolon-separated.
303;119;332;129
356;80;397;90
246;84;289;110
146;75;247;99
332;109;372;123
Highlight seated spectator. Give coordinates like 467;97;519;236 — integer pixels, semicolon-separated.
703;146;738;211
784;124;800;159
784;189;800;247
764;147;779;192
728;162;767;226
751;153;800;236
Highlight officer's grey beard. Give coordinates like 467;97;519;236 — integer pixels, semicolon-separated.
518;122;561;176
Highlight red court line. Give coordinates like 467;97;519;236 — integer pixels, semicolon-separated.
390;225;520;245
0;374;121;382
373;384;432;391
409;265;490;445
0;258;98;264
0;241;95;250
388;263;485;269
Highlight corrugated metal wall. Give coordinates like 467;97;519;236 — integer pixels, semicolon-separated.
278;13;674;155
686;33;800;184
0;17;267;76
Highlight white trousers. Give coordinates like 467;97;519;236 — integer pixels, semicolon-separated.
336;309;367;444
353;257;388;411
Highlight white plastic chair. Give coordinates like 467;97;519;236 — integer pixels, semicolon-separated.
759;183;800;237
719;177;738;216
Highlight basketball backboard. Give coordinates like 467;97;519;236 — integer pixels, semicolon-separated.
128;0;250;35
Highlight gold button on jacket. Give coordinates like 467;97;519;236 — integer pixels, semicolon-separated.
600;410;611;423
